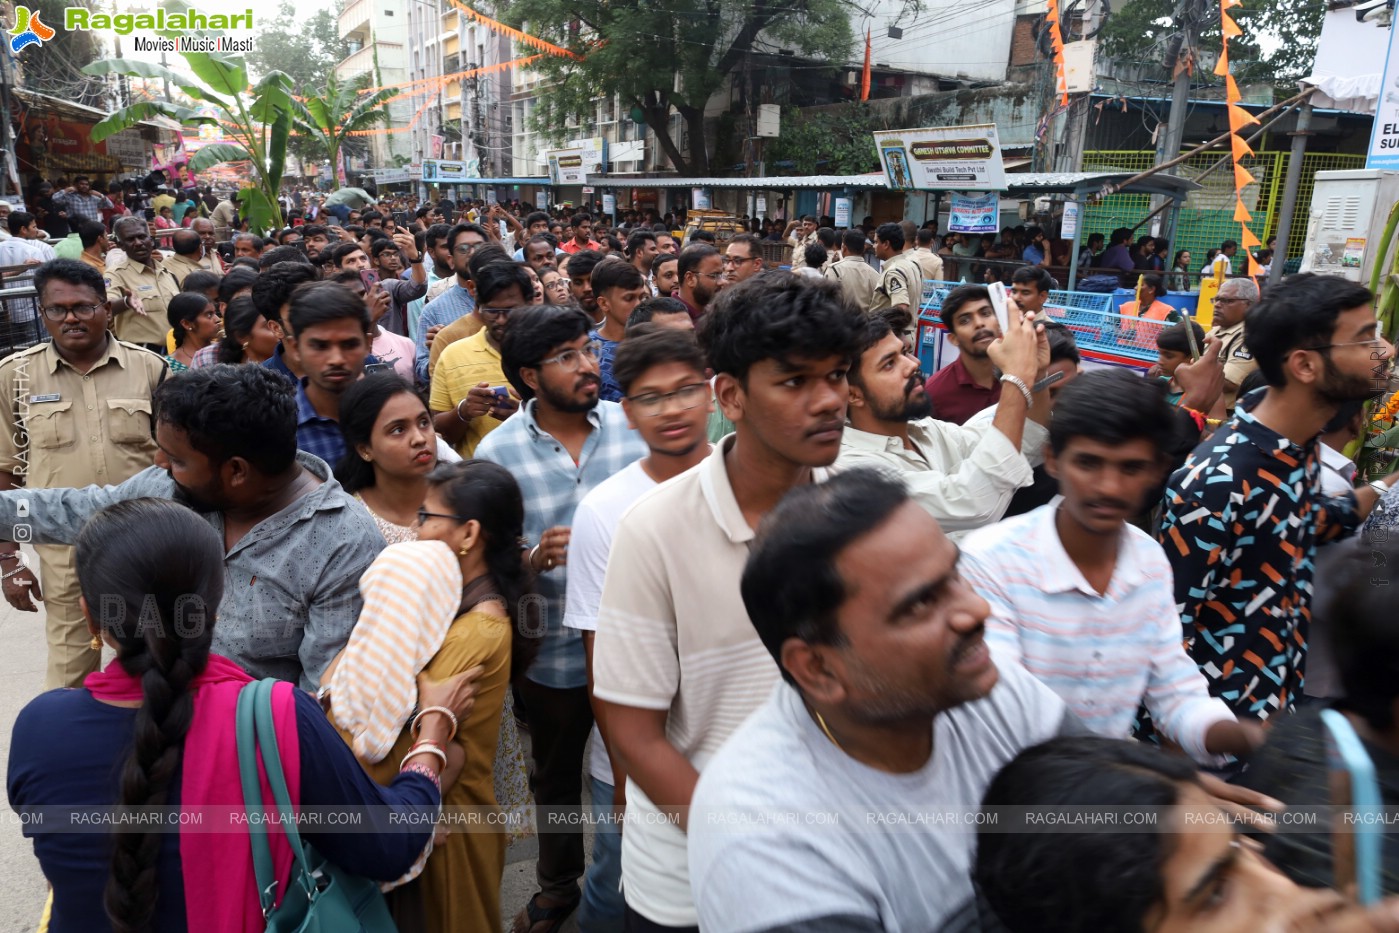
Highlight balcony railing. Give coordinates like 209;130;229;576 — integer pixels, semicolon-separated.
338;0;369;37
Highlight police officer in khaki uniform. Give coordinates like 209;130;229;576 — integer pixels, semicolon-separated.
159;228;207;290
870;222;925;315
106;215;179;351
1208;277;1260;412
0;259;165;688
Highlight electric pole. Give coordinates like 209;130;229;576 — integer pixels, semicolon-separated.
1155;0;1205;242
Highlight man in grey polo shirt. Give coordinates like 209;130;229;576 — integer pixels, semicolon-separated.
0;365;382;690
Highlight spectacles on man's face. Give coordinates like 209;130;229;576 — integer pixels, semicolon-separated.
722;255;757;266
628;382;708;417
41;303;103;321
453;240;483;255
693;270;725;281
478;305;516;320
538;340;601;371
1312;325;1389;351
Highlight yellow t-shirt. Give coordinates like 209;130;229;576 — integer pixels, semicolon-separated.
429;329;508;457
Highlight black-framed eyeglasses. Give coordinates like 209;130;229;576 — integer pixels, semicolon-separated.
628;382;709;417
694;270;725;281
538;340;602;371
416;507;465;525
453;242;482;254
478;305;516;319
41;304;103;321
721;255;758;266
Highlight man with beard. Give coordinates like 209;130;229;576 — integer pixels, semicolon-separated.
924;285;1006;425
961;370;1262;765
414;222;488;384
0;260;165;688
835;310;1051;540
106;216;180;351
1161;274;1397;725
475;304;645;933
675;244;725;325
430;261;530;456
686;469;1072;932
190;216;226;274
592;275;865;932
0;363;383;690
284;280;372;465
564;247;606;325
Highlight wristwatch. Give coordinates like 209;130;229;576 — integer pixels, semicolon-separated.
1368;480;1390;498
409;257;423;264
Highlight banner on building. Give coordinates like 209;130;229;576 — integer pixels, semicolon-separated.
834;197;852;227
545;138;605;185
872;124;1008;192
422;160;469;182
692;187;711;210
1367;18;1399;168
1061;199;1081;239
536;191;549;210
947;193;1000;234
602;193;616;217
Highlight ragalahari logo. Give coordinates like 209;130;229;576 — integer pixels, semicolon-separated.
10;6;56;53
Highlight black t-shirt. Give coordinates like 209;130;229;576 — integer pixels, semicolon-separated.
36;196;69;238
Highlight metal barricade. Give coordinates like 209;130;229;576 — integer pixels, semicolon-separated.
0;265;50;360
916;279;1176;372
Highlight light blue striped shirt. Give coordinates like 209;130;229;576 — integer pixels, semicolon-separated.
960;503;1234;764
475;399;645;688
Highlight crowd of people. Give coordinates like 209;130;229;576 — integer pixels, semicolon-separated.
0;176;1396;933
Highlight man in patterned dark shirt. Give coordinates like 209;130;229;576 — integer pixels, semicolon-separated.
1159;275;1398;723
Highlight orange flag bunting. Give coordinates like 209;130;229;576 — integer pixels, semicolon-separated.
1228;104;1259;129
1231;133;1253;161
1240;226;1262;249
1233;164;1256;189
447;0;581;60
1221;12;1242;38
1245;251;1263;276
1234;198;1252;223
1225;75;1242;103
860;27;871;101
1213;45;1229;77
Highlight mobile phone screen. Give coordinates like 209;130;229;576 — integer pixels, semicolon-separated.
360;270;380;292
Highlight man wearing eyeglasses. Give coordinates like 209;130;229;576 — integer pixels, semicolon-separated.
476;304;646;932
431;261;531;457
1207;277;1260;412
0;259;165;688
722;233;765;286
414;222;488;385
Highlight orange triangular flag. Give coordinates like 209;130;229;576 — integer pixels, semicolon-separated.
1231;133;1254;160
1246;253;1262;276
1228;104;1259;129
1234;164;1256;189
1240;225;1261;249
1226;75;1242;103
1221;12;1242;38
1234;198;1253;223
1222;0;1243;8
1214;45;1230;76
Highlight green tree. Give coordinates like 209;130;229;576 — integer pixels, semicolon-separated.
768;104;885;175
1099;0;1325;89
503;0;859;174
13;0;106;107
246;2;346;88
293;73;399;190
82;52;296;235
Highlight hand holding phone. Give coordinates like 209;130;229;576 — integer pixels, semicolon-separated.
988;282;1011;335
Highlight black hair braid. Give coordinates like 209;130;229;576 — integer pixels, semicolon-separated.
103;631;207;933
484;519;538;685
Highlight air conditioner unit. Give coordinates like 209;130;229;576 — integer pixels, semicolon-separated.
1299;169;1399;283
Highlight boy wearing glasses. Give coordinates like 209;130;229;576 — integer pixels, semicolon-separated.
430;261;532;457
476;304;646;932
0;259;165;688
564;327;713;932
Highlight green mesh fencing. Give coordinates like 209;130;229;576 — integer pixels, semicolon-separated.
1079;150;1364;276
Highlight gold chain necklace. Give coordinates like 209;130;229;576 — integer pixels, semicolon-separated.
809;704;846;753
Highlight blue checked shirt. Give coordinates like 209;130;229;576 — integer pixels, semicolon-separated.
476;399;646;688
415;284;476;385
589;331;624;402
295;378;347;468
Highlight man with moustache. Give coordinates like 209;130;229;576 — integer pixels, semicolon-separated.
0;363;382;690
106;216;179;352
675;244;725;325
564;248;607;325
924;285;1007;425
1161;275;1399;726
961;370;1263;766
592;275;865;932
835;309;1051;540
0;260;166;688
283;281;372;465
476;304;646;932
686;469;1072;932
190;216;226;274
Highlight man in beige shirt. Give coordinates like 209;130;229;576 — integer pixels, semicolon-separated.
785;215;819;270
910;226;945;282
0;259;165;687
159;228;206;290
190;217;226;274
107;216;179;350
870;222;924;315
824;228;880;312
1209;277;1260;411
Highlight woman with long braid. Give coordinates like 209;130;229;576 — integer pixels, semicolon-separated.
7;498;479;932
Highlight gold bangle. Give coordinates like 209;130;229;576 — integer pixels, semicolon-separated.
412;706;459;742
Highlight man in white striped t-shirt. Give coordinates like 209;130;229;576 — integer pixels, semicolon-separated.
959;368;1262;766
592;273;866;931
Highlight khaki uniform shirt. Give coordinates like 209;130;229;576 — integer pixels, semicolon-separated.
871;252;925;313
788;231;818;270
159;251;204;290
107;260;179;345
0;339;166;489
823;255;880;313
911;247;944;283
1210;320;1256;410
